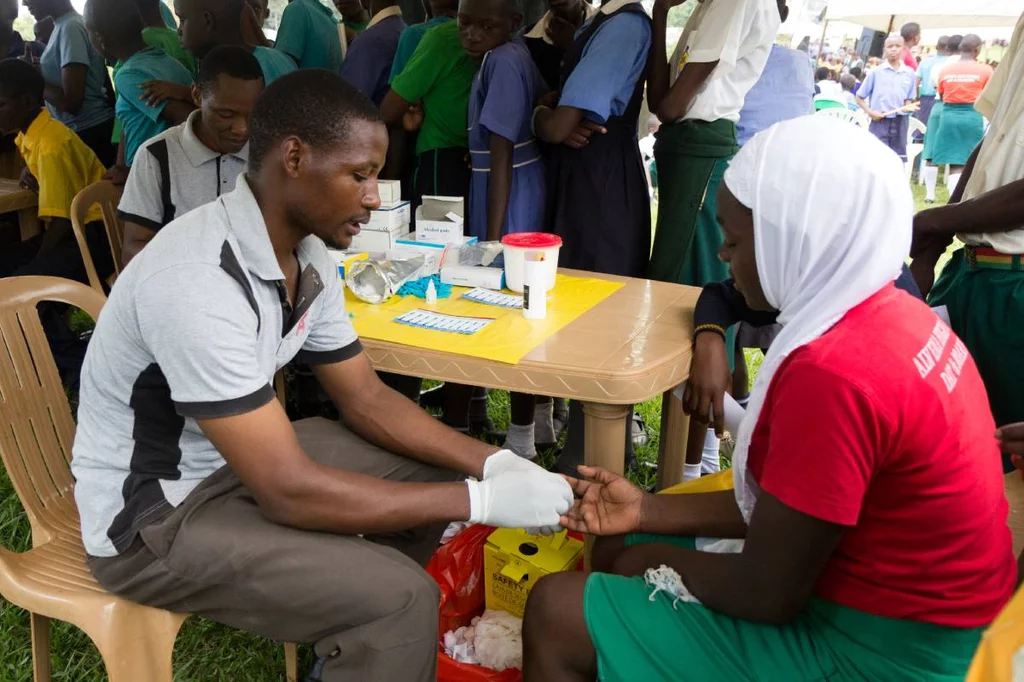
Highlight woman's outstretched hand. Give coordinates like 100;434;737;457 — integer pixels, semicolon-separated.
561;465;645;536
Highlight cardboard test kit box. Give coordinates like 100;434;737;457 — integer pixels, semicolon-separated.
484;528;583;619
416;196;465;245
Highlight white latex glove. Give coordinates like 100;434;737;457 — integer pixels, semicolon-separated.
483;449;546;478
466;469;573;529
483;450;564;535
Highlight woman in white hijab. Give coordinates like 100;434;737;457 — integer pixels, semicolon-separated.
522;116;1014;682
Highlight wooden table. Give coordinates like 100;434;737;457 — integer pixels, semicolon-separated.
0;179;40;241
362;268;700;487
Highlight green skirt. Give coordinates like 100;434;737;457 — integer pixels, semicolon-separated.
931;103;984;165
648;118;738;288
929;249;1024;462
585;534;984;682
922;99;944;162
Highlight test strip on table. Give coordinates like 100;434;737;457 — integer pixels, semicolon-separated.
394;309;496;335
463;287;523;309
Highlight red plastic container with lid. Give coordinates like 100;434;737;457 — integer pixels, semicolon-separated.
500;233;562;294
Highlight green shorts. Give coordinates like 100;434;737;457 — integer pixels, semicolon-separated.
583;535;983;682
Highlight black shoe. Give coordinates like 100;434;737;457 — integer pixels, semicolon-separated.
469;416;495;437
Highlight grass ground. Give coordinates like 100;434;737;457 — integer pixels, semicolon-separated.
0;175;954;681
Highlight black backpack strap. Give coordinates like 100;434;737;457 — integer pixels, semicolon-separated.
147;139;176;227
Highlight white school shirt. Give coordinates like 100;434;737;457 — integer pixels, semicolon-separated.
667;0;780;124
525;4;597;45
961;12;1024;253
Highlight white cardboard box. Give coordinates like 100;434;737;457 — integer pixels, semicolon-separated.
395;234;477;266
415;196;465;245
367;201;411;231
350;223;411;252
378;179;401;204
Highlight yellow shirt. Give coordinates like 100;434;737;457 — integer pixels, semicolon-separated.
15;107;104;224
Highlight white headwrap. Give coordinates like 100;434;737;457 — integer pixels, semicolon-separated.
723;115;913;523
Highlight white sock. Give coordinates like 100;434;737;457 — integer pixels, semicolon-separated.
683;463;702;482
949;172;962;194
533;402;555;444
923;165;938;201
702;428;721;474
503;423;537;459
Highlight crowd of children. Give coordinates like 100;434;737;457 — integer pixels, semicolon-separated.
2;0;1024;679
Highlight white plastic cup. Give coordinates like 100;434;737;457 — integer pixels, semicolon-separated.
501;232;561;293
523;253;547;320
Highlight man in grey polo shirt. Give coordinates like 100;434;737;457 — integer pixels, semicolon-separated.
73;70;573;682
119;45;264;265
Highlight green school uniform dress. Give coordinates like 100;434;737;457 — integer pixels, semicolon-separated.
159;2;177;28
111;27;196;147
115;48;195;166
274;0;343;71
390;20;478;198
253;46;298;84
142;26;197;74
388;15;452;83
390;21;476;156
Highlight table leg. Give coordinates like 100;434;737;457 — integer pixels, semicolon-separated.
18;207;40;241
656;389;691;491
581;402;630;569
581;401;631;474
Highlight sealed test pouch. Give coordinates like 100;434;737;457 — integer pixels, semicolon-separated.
325;249;369;280
484;528;583;618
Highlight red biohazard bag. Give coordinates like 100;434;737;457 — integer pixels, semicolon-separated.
426;524;522;682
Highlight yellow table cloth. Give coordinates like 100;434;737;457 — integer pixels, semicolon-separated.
346;273;623;365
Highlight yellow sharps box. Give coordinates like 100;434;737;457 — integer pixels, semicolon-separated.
483;528;584;618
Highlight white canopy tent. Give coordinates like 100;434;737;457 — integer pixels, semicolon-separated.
825;0;1021;32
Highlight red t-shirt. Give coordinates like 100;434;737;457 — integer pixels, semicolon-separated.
938;59;994;104
902;47;918;71
746;285;1014;628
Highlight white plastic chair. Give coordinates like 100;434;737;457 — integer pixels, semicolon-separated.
814;107;867;127
906;118;927;181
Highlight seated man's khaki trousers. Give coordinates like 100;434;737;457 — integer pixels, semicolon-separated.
88;417;460;682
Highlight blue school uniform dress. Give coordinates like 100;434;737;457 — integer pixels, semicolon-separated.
6;31;44;59
914;53;943;140
340;7;406;106
39;10;115;165
467;40;550;240
546;0;651;278
735;44;814;146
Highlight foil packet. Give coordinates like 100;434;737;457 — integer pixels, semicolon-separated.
346;255;428;304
